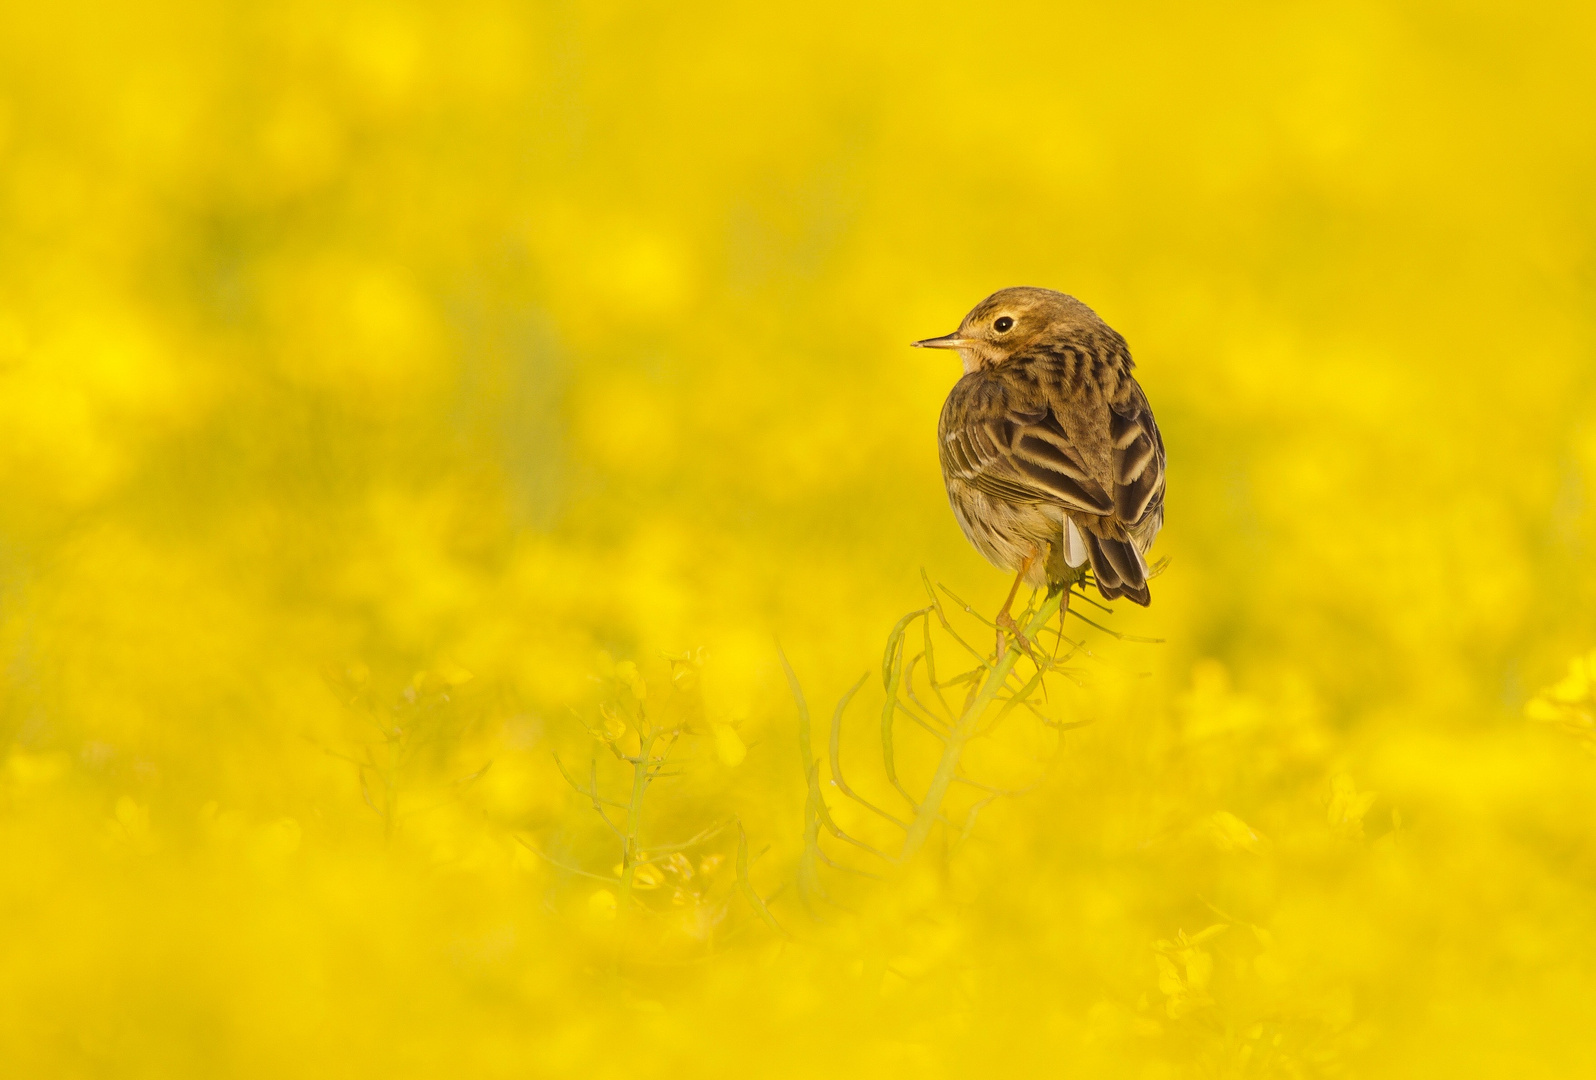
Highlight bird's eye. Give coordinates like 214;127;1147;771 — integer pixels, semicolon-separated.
993;317;1014;333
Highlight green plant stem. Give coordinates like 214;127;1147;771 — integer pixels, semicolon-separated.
898;591;1062;862
616;731;658;911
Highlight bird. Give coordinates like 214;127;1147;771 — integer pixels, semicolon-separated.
914;287;1165;644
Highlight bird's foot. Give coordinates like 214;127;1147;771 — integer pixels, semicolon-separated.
995;609;1039;664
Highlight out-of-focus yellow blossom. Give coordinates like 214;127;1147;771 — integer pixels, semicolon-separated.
1155;925;1226;1019
611;661;644;701
1327;774;1378;840
1525;649;1596;749
1208;811;1266;854
2;1;1596;1077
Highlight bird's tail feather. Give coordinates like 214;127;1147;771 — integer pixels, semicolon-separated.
1082;529;1151;606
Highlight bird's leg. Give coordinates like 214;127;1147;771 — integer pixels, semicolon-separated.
1055;583;1071;661
995;554;1037;659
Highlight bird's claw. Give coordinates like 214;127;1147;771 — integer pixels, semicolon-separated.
995;610;1039;664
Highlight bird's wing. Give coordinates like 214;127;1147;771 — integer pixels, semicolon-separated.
1107;384;1165;531
941;401;1115;516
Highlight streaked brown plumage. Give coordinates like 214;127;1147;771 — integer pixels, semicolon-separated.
915;287;1165;607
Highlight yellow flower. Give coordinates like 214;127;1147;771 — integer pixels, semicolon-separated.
587;889;617;919
614;660;647;701
1549;658;1590;704
1208;811;1264;853
1327;774;1377;838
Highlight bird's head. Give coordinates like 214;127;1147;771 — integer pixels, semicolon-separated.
912;286;1103;373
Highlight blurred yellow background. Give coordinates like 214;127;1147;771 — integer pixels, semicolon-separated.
3;1;1595;1075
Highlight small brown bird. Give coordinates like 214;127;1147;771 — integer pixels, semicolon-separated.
915;287;1165;636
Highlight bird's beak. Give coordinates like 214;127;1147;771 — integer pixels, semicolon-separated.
911;331;976;350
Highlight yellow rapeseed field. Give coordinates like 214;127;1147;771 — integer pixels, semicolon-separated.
3;2;1595;1076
